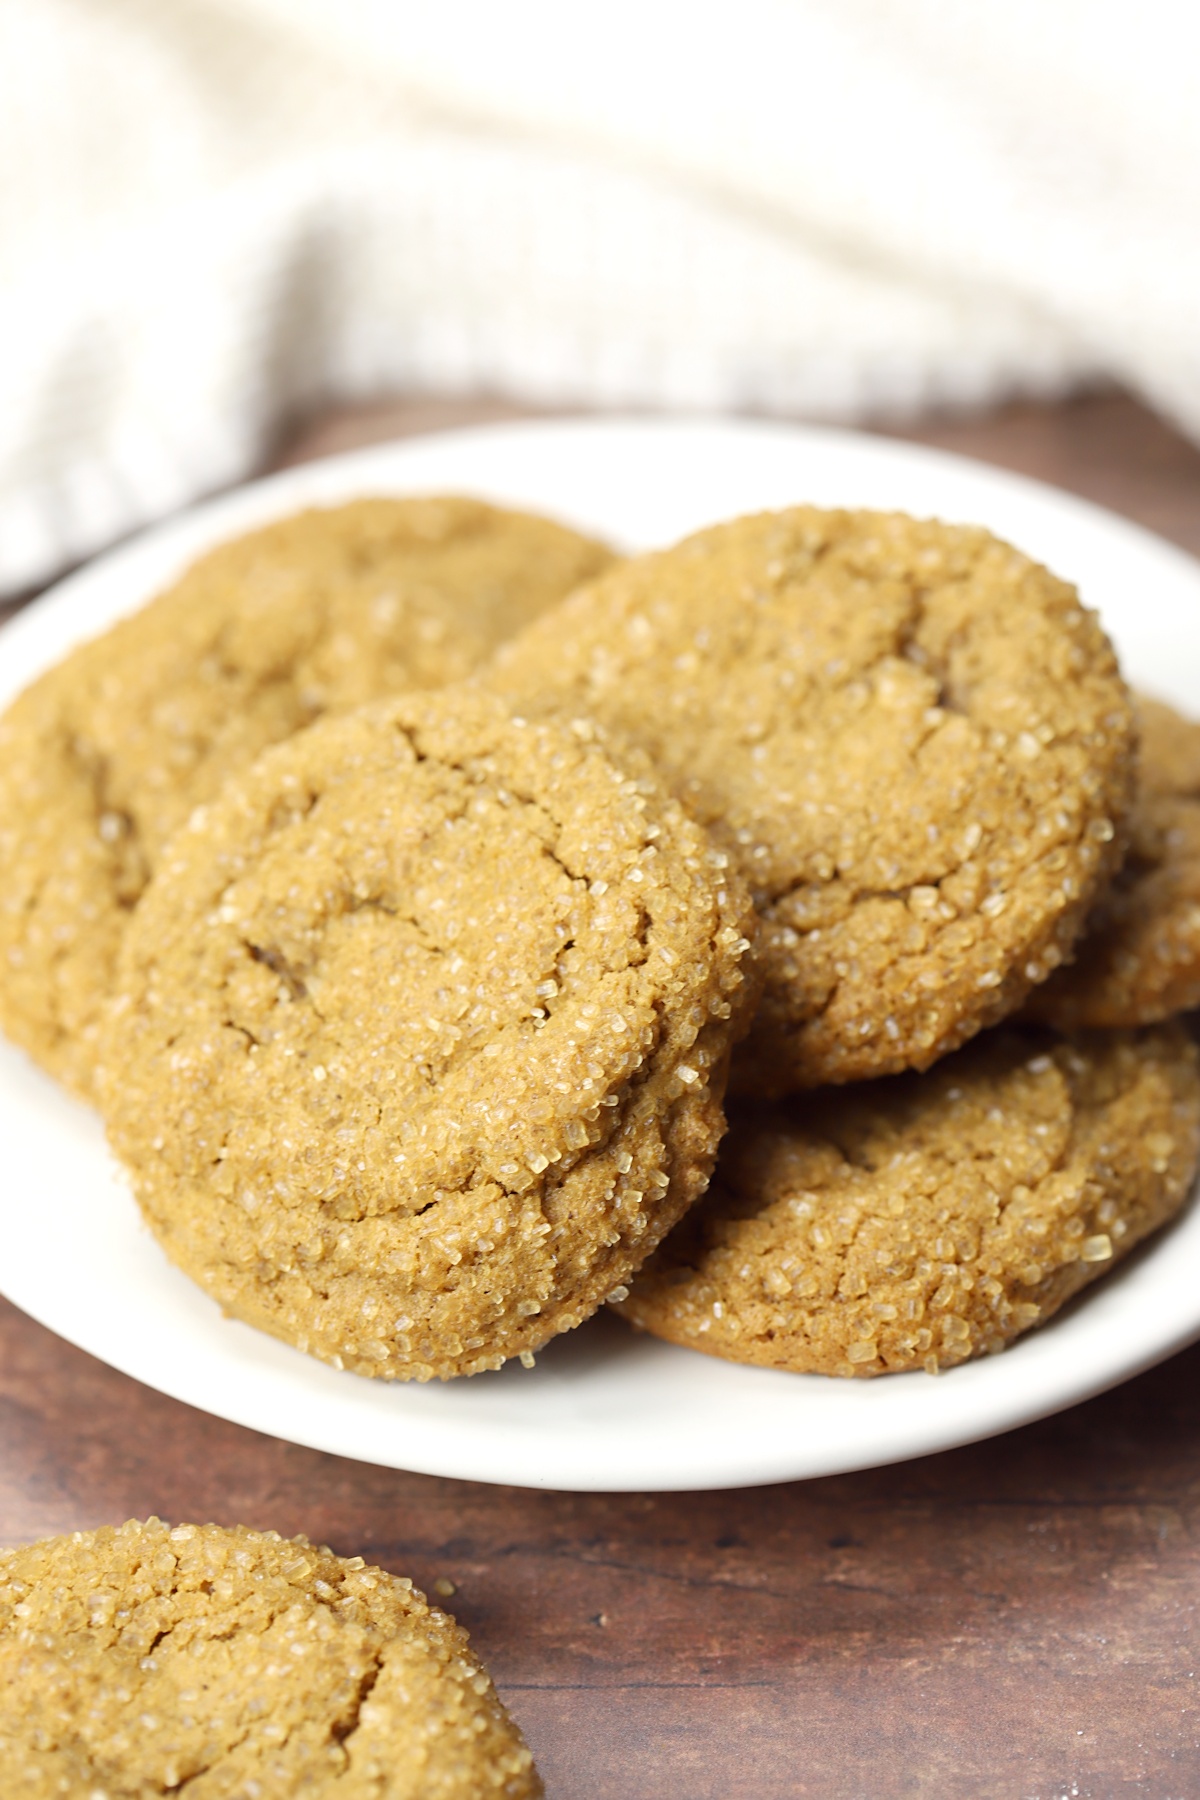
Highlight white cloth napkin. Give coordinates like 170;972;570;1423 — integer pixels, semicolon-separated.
2;0;1197;596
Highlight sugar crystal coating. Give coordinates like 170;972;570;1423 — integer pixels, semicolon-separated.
483;508;1135;1093
0;497;614;1099
1029;696;1200;1027
99;688;758;1380
617;1023;1200;1376
0;1518;540;1796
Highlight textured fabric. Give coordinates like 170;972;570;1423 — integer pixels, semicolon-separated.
2;0;1197;595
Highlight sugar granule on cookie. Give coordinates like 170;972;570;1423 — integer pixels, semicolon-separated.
99;687;757;1381
0;496;614;1100
484;508;1135;1094
0;1518;541;1796
616;1023;1200;1376
1028;695;1200;1028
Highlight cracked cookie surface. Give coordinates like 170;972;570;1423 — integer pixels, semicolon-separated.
0;497;613;1100
100;688;757;1380
483;508;1134;1093
617;1022;1200;1376
0;1517;540;1798
1029;696;1200;1027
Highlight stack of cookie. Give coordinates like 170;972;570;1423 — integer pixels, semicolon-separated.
0;495;759;1388
1;497;1198;1390
480;507;1200;1377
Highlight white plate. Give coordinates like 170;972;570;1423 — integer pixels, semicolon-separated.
4;417;1200;1493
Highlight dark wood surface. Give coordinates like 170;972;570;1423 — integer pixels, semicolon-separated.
5;389;1200;1798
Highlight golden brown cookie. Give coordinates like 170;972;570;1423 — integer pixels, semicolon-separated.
0;1518;540;1797
1028;696;1200;1027
616;1022;1200;1376
0;497;613;1100
99;687;757;1381
483;508;1135;1094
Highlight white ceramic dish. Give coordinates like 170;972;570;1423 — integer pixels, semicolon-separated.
3;417;1200;1493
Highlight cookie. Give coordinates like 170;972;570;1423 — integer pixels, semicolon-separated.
99;687;757;1381
483;508;1135;1094
616;1022;1200;1376
0;496;613;1099
0;1518;540;1796
1028;696;1200;1027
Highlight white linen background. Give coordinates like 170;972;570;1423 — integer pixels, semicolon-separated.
2;0;1198;597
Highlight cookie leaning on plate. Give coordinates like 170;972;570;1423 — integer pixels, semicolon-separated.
1029;696;1200;1028
484;508;1135;1094
99;687;758;1381
0;1518;541;1797
615;1022;1200;1376
0;496;613;1100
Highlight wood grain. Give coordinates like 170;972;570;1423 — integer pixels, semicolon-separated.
3;388;1200;1797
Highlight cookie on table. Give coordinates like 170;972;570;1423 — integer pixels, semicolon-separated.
99;687;758;1381
0;1518;540;1797
1028;696;1200;1028
483;508;1135;1094
616;1022;1200;1376
0;496;614;1100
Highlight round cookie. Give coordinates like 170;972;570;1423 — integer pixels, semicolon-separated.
616;1022;1200;1376
0;497;614;1100
483;508;1135;1094
99;687;758;1381
1028;696;1200;1027
0;1518;540;1797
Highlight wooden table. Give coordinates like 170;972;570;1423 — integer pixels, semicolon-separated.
4;391;1200;1798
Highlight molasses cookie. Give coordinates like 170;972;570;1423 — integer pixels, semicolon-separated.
99;688;757;1380
0;1518;540;1796
1028;696;1200;1027
0;497;613;1099
616;1022;1200;1376
484;509;1135;1093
